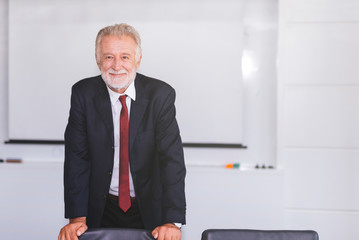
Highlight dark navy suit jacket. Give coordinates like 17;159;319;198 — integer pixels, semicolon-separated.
64;73;186;230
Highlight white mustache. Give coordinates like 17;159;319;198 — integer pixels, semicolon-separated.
108;69;128;75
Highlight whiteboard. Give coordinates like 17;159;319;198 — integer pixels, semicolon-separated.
8;0;245;144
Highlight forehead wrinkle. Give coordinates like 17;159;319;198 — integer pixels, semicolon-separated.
100;38;136;56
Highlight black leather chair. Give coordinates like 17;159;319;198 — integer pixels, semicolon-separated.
201;229;319;240
78;228;154;240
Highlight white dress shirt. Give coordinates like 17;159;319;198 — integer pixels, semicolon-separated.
107;80;136;197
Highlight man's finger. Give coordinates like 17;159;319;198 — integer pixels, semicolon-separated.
76;224;88;236
152;227;159;239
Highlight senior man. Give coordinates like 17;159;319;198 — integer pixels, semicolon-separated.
58;23;186;240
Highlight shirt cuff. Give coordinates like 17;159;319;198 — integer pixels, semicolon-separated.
173;223;182;229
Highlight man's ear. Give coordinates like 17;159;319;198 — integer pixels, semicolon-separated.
136;55;142;70
95;53;101;70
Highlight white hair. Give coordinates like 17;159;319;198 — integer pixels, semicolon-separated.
95;23;142;64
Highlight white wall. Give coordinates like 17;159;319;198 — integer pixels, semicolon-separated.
0;163;67;240
277;0;359;239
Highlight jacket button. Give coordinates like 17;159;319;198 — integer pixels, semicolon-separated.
103;195;107;199
108;171;112;175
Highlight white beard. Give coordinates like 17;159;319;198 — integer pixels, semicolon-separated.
101;68;136;91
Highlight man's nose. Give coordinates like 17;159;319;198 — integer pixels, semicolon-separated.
112;58;123;71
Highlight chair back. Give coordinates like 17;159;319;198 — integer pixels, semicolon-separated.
201;229;319;240
79;228;154;240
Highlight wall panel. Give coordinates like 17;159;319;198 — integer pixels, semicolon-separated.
283;149;359;211
284;23;359;85
285;210;359;240
285;0;359;22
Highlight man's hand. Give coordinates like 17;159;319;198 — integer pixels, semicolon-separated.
152;223;181;240
58;217;88;240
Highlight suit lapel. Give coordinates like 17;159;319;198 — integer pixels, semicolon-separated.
129;76;149;152
92;75;149;151
94;79;114;145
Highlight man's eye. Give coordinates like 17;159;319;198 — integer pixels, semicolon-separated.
123;56;129;60
105;56;113;60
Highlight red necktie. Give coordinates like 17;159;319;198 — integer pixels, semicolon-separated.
119;95;131;212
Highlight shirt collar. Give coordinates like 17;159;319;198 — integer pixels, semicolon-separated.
107;79;136;105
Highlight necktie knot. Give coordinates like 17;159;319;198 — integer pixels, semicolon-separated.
119;95;127;106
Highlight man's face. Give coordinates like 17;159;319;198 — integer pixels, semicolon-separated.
97;35;141;93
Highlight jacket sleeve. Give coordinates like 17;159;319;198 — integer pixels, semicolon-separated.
63;84;90;219
155;87;186;225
